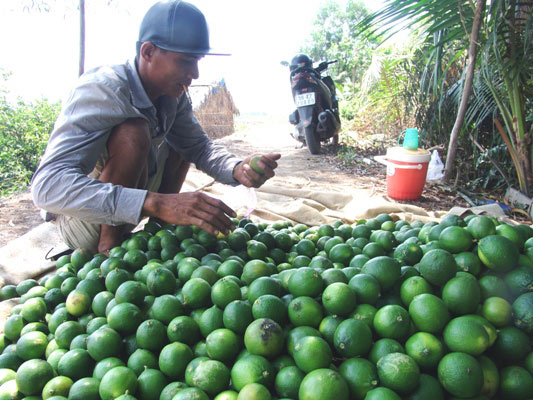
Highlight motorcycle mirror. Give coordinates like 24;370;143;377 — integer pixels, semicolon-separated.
280;60;289;67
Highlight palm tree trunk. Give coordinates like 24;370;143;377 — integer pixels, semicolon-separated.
78;0;85;77
443;0;486;182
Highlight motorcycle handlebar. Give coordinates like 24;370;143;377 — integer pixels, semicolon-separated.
316;60;337;73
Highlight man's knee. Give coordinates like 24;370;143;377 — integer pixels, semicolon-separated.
108;118;151;160
58;214;100;253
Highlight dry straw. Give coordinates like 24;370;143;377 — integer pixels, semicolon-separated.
191;80;240;139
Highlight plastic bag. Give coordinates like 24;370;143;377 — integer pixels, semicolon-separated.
227;185;258;218
426;150;444;181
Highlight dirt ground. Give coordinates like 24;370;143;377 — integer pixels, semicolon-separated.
0;116;474;248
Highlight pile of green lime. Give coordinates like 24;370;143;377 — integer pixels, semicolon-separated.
0;213;532;400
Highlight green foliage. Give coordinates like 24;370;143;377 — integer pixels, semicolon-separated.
354;0;532;195
301;0;379;88
0;71;60;196
299;0;532;195
343;38;423;135
300;0;420;138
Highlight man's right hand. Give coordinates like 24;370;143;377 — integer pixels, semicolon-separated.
143;191;236;236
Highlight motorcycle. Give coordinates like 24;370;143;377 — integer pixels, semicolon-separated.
281;54;341;155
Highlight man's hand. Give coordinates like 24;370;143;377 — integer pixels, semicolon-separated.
143;191;236;236
233;153;281;188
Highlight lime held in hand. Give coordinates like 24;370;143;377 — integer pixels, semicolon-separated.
250;156;265;175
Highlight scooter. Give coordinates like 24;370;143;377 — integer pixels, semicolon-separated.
281;54;341;155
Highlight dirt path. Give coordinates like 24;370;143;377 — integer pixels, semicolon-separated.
218;117;384;193
0;116;468;248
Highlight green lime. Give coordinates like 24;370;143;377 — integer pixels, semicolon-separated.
206;328;241;363
211;278;241;309
478;234;519;272
230;354;275;391
405;332;445;370
288;267;323;297
160;382;188;400
288;296;323;328
361;256;401;291
349;304;376;330
377;352;420;395
443;316;490;356
107;302;143;335
499;366;533;400
223;300;253;335
403;373;445;400
42;375;73;399
127;349;158;376
373;305;410;340
21;297;47;322
466;215;496;239
478;355;499;398
182;278;211;309
512;292;533;334
54;321;84;349
198;305;224;337
186;359;229;397
400;276;432;307
481;296;512;327
418;249;456;287
241;260;271;285
159;342;194;379
338;357;378;399
293;336;332;372
247;277;282;304
321;282;356;316
146;267;176;296
137;368;168;400
237;382;271;399
441;275;481;315
364;387;401;400
408;293;450;334
252;294;288;325
437;352;483;398
298;368;349;400
150;294;185;324
368;338;405;365
454;251;482;275
16;359;54;395
99;366;138;400
57;348;94;380
334;319;372;358
244;318;284;359
16;331;48;360
274;366;305;399
438;226;473;253
136;319;168;353
93;357;125;380
492;326;531;363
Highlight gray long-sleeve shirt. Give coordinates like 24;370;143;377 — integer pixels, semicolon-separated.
31;59;241;227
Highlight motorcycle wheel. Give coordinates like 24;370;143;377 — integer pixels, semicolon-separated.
304;124;321;155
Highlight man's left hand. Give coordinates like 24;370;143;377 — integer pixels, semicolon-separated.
233;153;281;188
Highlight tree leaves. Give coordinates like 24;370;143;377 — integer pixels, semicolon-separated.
0;74;60;196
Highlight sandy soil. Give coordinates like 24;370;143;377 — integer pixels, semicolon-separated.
0;116;470;248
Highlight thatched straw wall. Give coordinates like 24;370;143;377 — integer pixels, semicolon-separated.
191;80;240;139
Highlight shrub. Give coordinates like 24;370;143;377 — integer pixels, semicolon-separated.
0;78;60;196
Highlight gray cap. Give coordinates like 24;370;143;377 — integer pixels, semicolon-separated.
138;0;229;56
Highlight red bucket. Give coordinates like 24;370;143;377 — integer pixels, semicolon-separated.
375;147;431;200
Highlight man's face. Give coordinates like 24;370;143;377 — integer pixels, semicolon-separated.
144;45;203;99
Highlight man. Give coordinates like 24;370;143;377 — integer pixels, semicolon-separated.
31;0;280;254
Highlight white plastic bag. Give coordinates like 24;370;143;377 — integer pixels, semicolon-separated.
426;150;444;181
226;185;258;217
